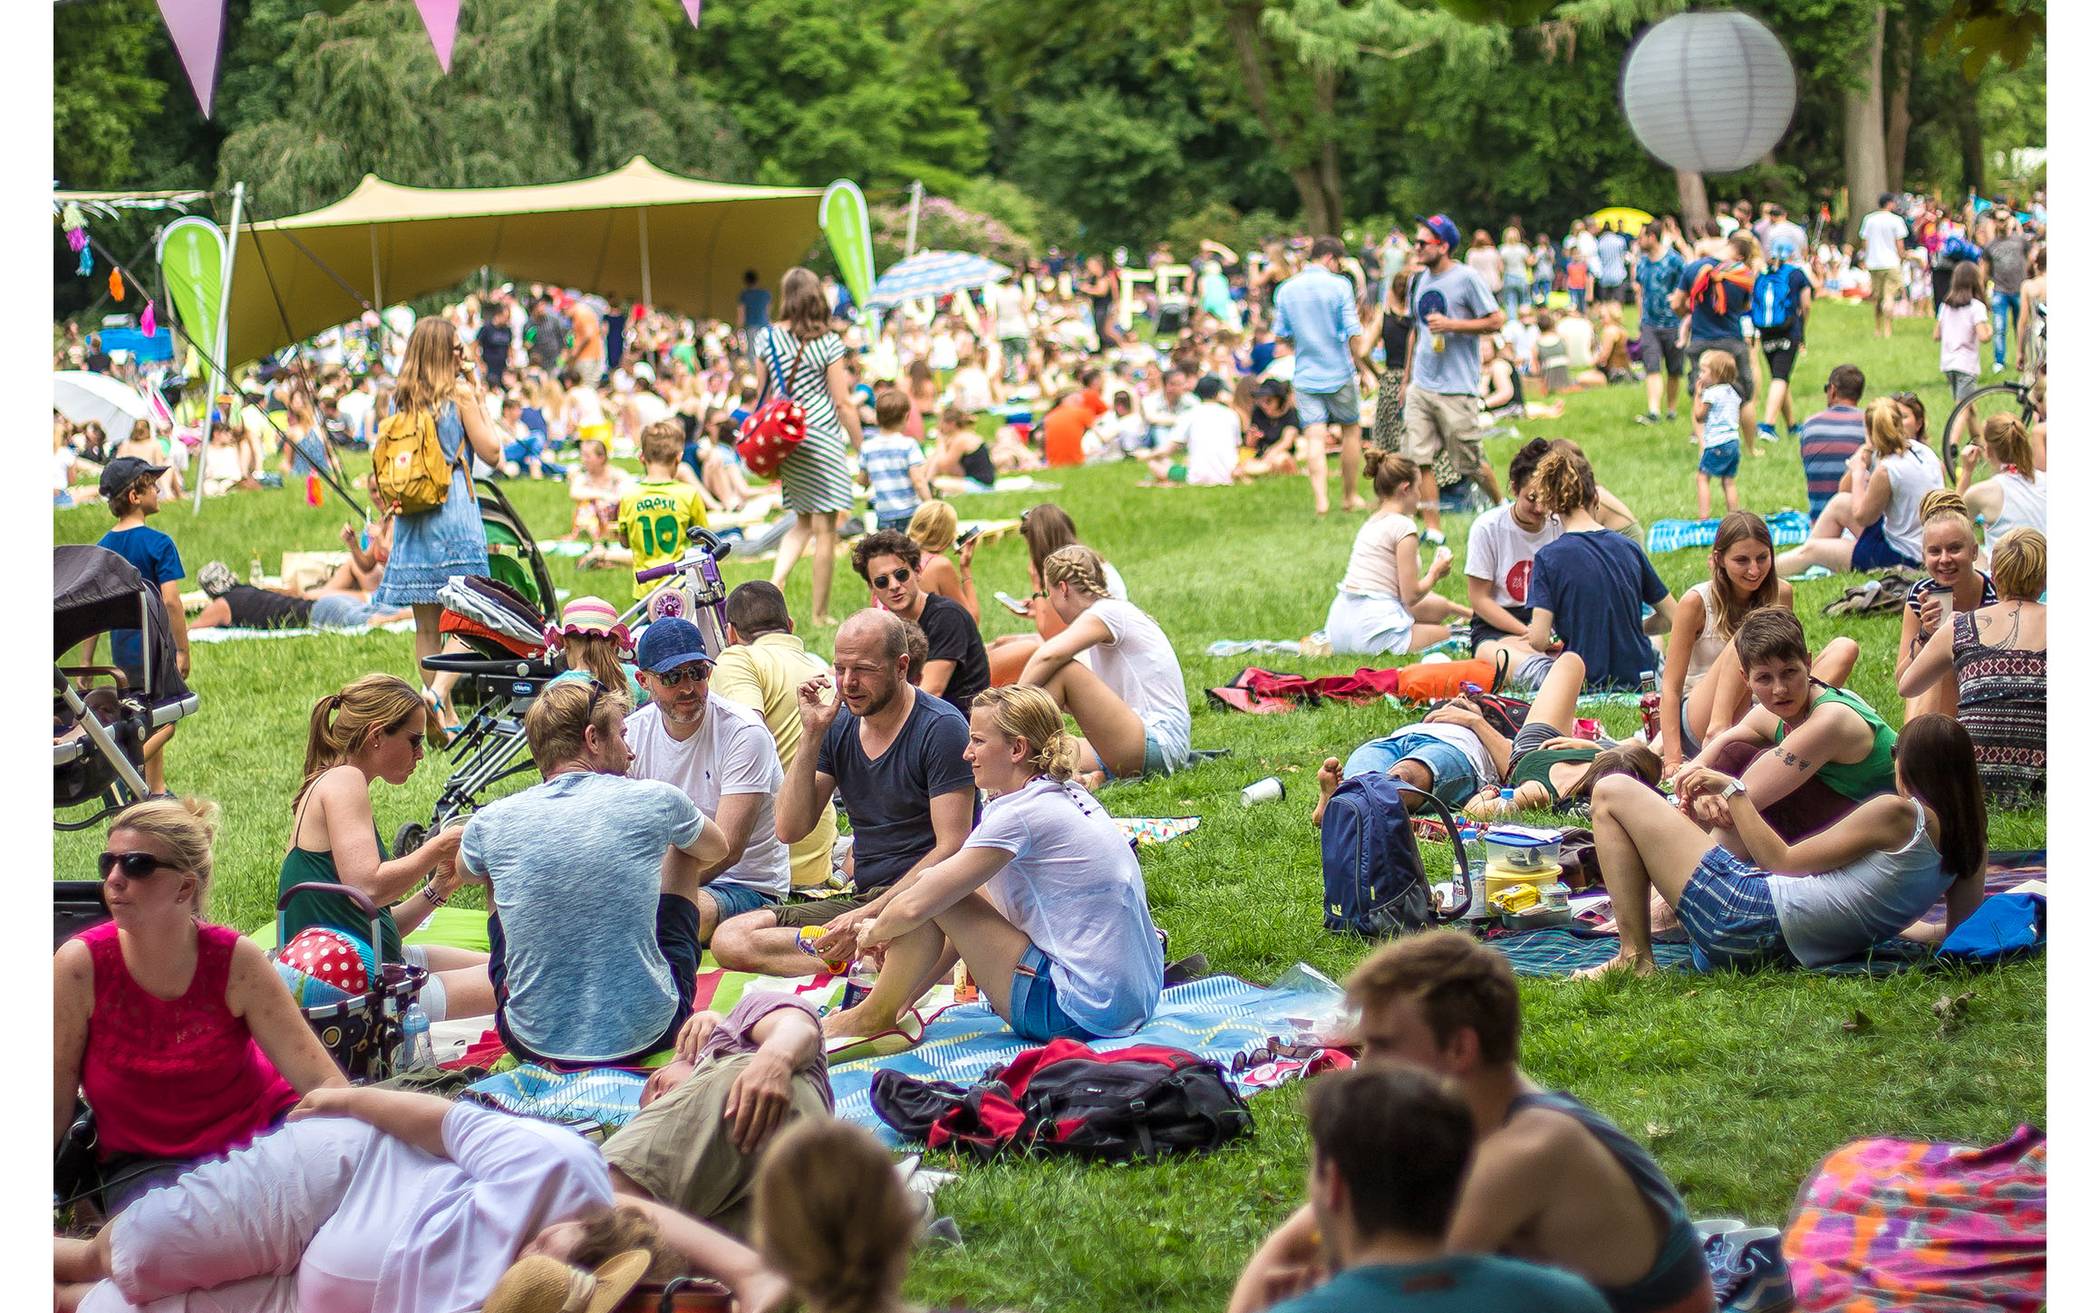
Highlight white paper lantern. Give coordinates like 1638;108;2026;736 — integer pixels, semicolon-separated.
1621;11;1797;174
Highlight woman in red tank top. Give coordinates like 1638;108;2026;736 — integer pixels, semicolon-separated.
54;798;345;1214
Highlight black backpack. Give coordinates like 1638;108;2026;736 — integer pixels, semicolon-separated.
871;1038;1253;1162
1321;773;1475;936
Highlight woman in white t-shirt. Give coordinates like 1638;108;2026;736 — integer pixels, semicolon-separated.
840;685;1163;1044
1020;545;1191;782
1325;451;1470;654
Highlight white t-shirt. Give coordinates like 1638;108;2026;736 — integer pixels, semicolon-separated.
1341;510;1419;598
295;1103;612;1312
1938;300;1989;375
1556;315;1595;371
1700;384;1742;448
1876;440;1948;562
625;696;791;899
1859;210;1909;271
1465;504;1562;611
631;391;672;429
1390;720;1498;790
966;777;1163;1036
1179;401;1242;486
1083;598;1190;768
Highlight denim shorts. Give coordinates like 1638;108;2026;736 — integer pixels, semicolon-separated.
1676;847;1794;972
1699;439;1741;479
1343;730;1480;808
699;881;779;932
1849;520;1919;571
1296;385;1361;429
310;594;394;629
1009;944;1096;1042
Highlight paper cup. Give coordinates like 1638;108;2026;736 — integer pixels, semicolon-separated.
1241;777;1286;806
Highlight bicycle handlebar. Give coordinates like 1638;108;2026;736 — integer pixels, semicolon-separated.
634;529;733;584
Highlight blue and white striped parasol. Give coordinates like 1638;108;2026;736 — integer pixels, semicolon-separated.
864;250;1012;308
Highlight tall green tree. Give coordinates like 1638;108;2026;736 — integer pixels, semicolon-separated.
52;0;169;188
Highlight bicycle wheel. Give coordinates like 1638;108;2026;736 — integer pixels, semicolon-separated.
1941;382;2033;472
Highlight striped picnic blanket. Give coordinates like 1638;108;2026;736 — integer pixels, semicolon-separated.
1647;509;1811;555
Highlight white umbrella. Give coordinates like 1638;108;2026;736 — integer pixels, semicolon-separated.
54;370;154;436
865;250;1013;309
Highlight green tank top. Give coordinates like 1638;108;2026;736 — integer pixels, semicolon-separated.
1775;685;1897;801
1507;745;1601;807
278;826;404;963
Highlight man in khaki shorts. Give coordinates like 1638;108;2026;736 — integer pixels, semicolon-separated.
1399;214;1506;539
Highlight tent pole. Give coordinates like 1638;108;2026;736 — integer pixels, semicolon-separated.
196;180;244;515
638;208;653;308
369;226;383;308
903;179;924;260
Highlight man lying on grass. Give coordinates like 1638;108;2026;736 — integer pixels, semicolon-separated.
1231;933;1715;1313
830;685;1164;1044
1264;1064;1609;1313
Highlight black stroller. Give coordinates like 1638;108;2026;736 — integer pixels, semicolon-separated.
54;545;202;833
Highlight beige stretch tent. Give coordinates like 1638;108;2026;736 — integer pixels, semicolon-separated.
223;157;822;366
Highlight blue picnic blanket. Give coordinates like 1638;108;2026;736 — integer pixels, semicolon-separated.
830;974;1343;1146
463;1064;646;1126
1647;509;1810;555
1485;925;1934;977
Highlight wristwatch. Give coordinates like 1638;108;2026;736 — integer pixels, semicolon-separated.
421;883;448;908
1717;779;1746;801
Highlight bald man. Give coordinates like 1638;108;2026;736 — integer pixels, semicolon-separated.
709;611;978;977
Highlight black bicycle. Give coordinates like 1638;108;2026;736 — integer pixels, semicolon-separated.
1941;379;2037;474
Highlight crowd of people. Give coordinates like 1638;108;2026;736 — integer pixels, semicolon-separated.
55;185;2048;1312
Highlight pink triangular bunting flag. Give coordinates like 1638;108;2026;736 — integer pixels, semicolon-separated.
415;0;462;73
155;0;225;118
683;0;702;23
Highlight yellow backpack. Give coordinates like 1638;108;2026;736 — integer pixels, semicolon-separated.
371;406;464;516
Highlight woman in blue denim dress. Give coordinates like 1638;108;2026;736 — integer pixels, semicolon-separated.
374;318;504;732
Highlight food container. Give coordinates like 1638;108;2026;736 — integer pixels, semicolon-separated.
1480;826;1564;872
1499;904;1574;931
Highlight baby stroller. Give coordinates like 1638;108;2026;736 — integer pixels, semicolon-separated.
54;545;202;832
278;882;428;1082
474;476;558;618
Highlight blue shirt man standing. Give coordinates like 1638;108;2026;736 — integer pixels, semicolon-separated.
1273;235;1368;517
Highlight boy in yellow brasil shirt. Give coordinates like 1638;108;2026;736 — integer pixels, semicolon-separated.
616;420;710;601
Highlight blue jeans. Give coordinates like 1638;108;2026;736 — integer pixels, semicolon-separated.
1500;283;1527;320
1990;289;2018;368
1342;731;1480;808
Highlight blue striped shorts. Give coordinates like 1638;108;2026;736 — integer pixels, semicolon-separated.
1676;848;1793;972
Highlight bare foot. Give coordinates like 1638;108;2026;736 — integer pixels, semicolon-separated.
1077;769;1110;792
1311;757;1344;827
821;1002;898;1039
811;614;838;628
1572;952;1656;981
1342;497;1365;512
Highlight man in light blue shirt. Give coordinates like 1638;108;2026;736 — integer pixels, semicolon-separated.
461;679;728;1067
1273;235;1368;515
1401;214;1505;538
1594;223;1630;304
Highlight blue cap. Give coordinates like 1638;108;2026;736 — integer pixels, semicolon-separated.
1418;214;1463;249
634;617;714;674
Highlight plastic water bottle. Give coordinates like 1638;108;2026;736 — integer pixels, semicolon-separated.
841;959;876;1012
248;554;264;585
396;1000;434;1071
1638;670;1662;742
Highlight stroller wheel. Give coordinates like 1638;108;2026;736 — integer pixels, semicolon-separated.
394;822;428;858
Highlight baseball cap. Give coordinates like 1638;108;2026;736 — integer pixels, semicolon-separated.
1254;377;1292;400
634;616;714;675
1417;214;1463;249
98;455;168;500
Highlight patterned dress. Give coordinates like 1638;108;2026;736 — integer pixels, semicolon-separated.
1951;609;2046;804
761;326;854;513
374;402;489;606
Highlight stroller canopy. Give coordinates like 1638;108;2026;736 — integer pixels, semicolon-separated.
55;545;191;702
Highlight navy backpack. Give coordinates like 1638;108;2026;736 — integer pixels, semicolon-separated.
1320;771;1474;936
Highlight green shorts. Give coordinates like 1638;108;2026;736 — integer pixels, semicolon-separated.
771;888;882;928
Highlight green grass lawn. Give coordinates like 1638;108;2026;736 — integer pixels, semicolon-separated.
54;300;2042;1311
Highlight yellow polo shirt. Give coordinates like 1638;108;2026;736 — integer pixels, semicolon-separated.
710;631;839;888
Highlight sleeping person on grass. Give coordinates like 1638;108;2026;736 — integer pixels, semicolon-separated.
827;685;1163;1045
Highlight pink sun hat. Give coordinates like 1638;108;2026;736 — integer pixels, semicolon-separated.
546;595;632;654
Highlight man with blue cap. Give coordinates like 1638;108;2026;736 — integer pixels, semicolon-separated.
1400;213;1505;541
625;617;793;945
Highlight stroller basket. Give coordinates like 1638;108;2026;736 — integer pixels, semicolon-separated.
277;881;427;1083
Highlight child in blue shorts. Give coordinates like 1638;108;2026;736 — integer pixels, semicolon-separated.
1693;349;1742;518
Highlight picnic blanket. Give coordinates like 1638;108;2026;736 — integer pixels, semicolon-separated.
831;971;1347;1147
1646;509;1811;555
1116;816;1201;846
189;617;417;643
1782;1124;2045;1312
1489;851;2045;978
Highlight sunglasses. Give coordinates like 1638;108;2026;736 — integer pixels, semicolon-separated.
99;851;177;880
652;664;711;688
868;569;914;590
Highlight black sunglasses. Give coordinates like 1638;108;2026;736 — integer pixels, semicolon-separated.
99;851;176;880
868;569;914;590
652;664;711;688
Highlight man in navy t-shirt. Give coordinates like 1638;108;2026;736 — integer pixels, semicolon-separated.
736;268;772;357
1527;528;1673;691
711;609;979;983
1673;232;1758;403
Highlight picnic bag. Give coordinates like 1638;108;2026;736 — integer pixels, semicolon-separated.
736;330;810;477
1384;658;1503;704
1751;267;1798;331
870;1039;1253;1162
1320;771;1474;936
372;406;465;516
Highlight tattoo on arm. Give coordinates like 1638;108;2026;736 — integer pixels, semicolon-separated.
1777;748;1811;772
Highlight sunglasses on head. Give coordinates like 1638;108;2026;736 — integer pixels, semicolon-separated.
868;568;914;590
653;664;711;688
99;851;176;880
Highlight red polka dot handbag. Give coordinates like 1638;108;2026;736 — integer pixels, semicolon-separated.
737;329;811;478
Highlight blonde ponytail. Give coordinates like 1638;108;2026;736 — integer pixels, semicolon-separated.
972;685;1080;782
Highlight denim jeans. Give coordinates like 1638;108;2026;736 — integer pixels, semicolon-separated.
1501;283;1527;320
1991;288;2018;368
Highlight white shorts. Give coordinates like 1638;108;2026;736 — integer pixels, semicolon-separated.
400;944;449;1021
1324;588;1416;655
81;1119;376;1313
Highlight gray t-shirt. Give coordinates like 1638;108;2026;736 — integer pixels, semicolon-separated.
462;771;704;1062
1408;263;1498;395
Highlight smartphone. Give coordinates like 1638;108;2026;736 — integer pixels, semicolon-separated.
957;525;983;548
994;590;1033;617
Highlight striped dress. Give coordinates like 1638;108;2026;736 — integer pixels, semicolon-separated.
761;325;853;513
1951;610;2046;804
